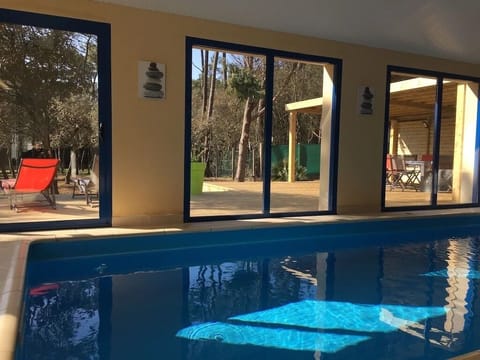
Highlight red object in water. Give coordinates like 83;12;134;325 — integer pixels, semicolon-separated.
29;283;59;296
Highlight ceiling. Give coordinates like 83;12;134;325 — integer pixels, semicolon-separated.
389;82;456;122
97;0;480;65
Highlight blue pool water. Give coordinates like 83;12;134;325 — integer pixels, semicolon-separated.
17;224;480;359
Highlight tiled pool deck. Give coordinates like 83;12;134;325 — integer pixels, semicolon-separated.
3;209;480;360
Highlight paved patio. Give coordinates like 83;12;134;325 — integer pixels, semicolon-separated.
191;179;456;217
0;179;458;223
0;181;98;224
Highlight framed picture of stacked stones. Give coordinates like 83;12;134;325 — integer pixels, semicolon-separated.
138;61;165;99
357;85;374;115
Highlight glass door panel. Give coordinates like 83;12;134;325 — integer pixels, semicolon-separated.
189;47;265;217
385;72;436;207
270;58;326;213
438;79;478;205
0;23;101;224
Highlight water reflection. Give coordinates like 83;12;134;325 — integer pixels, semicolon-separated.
22;280;101;360
21;237;480;359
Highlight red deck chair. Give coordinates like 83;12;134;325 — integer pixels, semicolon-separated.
385;154;401;190
2;158;59;211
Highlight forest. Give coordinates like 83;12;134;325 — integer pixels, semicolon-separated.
0;24;98;178
190;47;325;182
0;25;326;183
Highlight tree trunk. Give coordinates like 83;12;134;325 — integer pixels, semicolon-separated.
204;52;218;176
222;52;228;88
207;52;218;119
66;150;77;184
201;50;209;117
0;147;9;179
235;97;256;181
254;98;265;178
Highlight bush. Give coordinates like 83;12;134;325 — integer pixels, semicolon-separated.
271;159;308;181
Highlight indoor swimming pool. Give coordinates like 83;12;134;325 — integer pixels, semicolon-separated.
16;219;480;359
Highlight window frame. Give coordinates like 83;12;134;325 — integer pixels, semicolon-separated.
184;37;342;222
0;8;112;231
382;65;480;211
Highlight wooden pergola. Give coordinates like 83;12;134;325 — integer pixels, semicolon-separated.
284;97;323;182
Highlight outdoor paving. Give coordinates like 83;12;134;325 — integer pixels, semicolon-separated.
191;179;456;216
0;179;98;224
192;180;322;216
0;178;457;223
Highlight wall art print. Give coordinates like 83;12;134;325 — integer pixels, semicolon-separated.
138;61;165;99
358;85;374;115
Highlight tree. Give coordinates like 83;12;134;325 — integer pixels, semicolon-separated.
192;49;218;162
228;57;265;181
0;24;98;160
50;93;97;181
190;48;322;182
229;58;305;181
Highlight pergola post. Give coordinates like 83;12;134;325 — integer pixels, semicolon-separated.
389;120;399;155
285;99;323;183
452;82;478;202
318;64;334;210
288;111;297;183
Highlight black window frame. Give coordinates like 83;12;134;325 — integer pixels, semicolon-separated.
184;37;342;222
382;65;480;211
0;8;112;231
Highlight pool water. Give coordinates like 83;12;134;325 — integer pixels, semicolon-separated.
17;234;480;359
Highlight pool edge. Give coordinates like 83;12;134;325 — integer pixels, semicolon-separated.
0;240;29;360
6;209;480;359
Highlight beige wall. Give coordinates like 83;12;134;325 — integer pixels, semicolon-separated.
3;0;480;222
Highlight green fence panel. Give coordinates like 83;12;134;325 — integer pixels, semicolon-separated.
271;144;320;180
271;144;289;167
300;144;320;179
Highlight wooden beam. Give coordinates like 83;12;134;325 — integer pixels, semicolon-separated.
391;78;436;92
390;77;452;93
390;99;435;110
285;97;323;113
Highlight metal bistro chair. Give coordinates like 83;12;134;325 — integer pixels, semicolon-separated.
391;155;421;191
386;155;420;191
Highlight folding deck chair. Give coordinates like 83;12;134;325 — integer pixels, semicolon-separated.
386;154;420;191
2;158;59;211
71;154;99;206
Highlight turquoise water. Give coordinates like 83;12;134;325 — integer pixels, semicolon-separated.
17;233;480;359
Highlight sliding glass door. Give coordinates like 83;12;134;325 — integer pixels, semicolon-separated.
383;67;479;210
0;9;111;230
185;38;341;221
270;58;333;213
